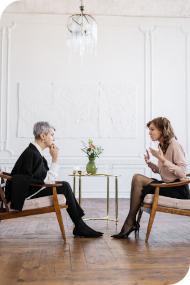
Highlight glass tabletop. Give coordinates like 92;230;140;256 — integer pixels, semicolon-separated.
68;174;121;177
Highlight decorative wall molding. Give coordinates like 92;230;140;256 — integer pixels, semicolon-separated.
0;21;16;157
1;157;190;166
0;27;5;151
180;27;190;153
149;26;157;123
0;158;150;165
138;25;157;155
151;26;190;154
187;31;190;152
139;25;190;155
138;25;147;152
5;22;16;156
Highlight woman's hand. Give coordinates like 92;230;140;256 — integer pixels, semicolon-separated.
149;146;166;163
52;143;59;150
49;144;59;163
144;149;151;165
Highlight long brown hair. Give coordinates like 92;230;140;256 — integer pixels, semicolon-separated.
147;117;177;154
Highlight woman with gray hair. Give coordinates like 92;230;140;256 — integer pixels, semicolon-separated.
5;121;103;238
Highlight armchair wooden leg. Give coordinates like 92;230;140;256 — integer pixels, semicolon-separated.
53;187;66;243
145;186;159;242
54;205;66;243
137;208;143;223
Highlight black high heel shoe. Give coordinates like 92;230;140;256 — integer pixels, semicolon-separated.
111;224;136;239
73;227;103;238
111;221;140;239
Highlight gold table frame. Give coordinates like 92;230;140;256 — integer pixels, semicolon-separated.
68;174;121;225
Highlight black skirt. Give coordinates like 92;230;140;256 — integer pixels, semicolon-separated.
141;179;190;200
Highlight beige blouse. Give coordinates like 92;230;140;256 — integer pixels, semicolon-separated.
148;138;188;183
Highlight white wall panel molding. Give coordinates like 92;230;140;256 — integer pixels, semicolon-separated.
0;159;15;163
187;32;190;152
58;159;148;165
2;158;190;168
0;21;16;157
2;13;189;29
149;25;190;155
0;27;6;151
180;27;190;153
138;25;157;155
0;25;9;154
4;22;16;156
149;26;157;123
138;25;147;153
0;158;148;165
0;159;155;165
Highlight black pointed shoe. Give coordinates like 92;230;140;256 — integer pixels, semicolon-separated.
73;228;103;238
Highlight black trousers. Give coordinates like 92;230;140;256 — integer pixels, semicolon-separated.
30;181;85;223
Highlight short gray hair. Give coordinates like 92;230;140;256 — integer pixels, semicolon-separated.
33;121;56;140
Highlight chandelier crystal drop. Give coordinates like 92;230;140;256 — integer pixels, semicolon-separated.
66;0;97;65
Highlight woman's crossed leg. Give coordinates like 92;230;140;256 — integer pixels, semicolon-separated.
119;174;154;235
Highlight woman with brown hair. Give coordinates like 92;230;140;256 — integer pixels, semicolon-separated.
112;117;189;239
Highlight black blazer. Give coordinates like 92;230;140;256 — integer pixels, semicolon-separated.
5;143;49;211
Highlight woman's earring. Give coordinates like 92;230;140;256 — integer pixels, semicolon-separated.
43;140;45;143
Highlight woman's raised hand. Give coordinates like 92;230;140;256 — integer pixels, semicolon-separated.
49;144;59;163
144;149;158;173
144;149;151;165
149;145;165;163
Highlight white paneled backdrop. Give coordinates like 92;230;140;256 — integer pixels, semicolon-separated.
0;2;190;198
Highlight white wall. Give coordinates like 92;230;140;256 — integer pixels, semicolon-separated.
0;10;190;198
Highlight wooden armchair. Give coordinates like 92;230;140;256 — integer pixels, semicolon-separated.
0;172;68;242
137;177;190;242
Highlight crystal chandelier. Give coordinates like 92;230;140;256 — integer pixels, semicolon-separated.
66;0;97;65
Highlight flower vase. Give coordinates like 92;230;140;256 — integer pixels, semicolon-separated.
86;158;98;175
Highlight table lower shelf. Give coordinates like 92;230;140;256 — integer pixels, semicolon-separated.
83;216;118;225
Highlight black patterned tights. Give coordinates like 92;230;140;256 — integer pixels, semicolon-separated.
119;174;154;235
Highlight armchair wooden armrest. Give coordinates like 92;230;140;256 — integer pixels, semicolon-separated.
151;179;190;188
30;183;62;187
0;173;12;180
148;180;190;201
0;173;62;188
2;172;10;176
